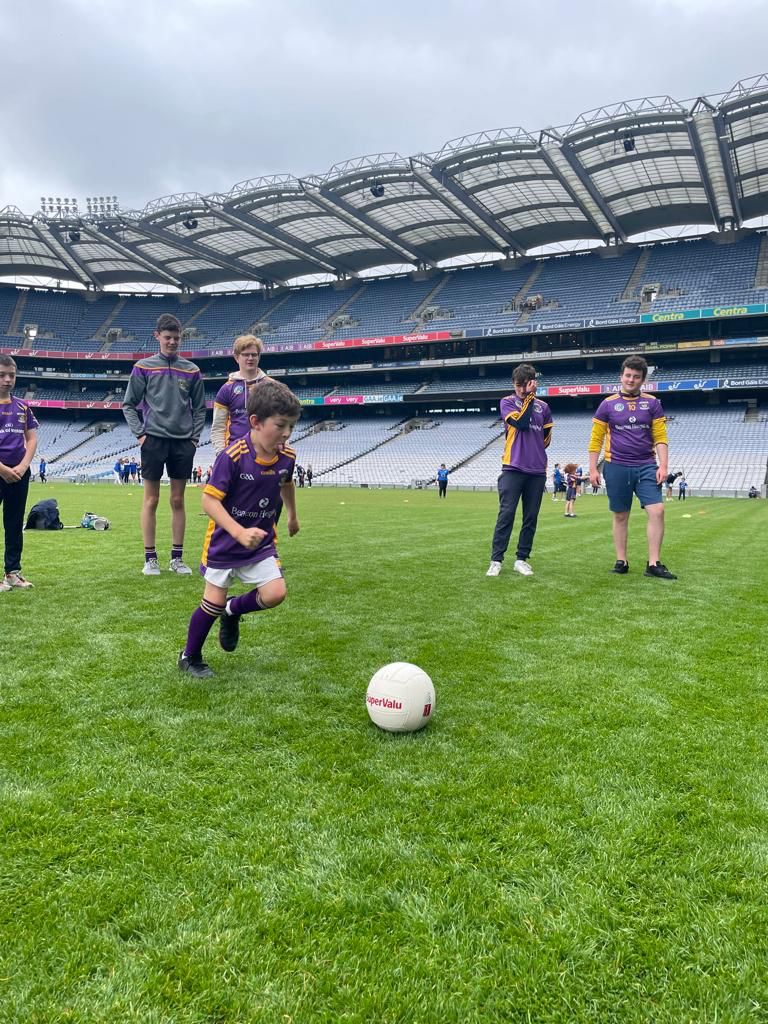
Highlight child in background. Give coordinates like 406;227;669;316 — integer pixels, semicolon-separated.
563;462;583;518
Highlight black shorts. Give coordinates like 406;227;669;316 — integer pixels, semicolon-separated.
141;435;196;481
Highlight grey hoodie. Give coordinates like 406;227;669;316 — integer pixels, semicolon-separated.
122;353;207;443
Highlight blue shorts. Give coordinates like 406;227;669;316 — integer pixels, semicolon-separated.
603;462;662;513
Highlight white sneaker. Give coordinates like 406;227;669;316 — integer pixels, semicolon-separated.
513;559;534;576
4;571;33;589
142;557;161;576
486;560;502;577
169;557;193;575
0;578;12;592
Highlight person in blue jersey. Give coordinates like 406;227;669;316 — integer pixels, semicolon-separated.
678;476;688;501
486;363;553;578
210;335;270;454
0;355;38;591
38;457;47;483
178;379;302;679
588;354;676;579
436;463;449;498
122;313;207;576
551;463;563;501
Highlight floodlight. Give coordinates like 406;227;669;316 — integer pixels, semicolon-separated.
369;182;385;199
182;218;199;230
68;229;81;242
623;133;636;153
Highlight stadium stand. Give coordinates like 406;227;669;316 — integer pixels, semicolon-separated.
7;236;768;350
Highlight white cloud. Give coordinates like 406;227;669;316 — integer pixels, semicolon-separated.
0;0;766;212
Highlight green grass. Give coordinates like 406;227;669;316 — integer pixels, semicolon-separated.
1;482;767;1023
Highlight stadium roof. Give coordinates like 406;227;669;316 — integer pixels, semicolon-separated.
4;73;768;290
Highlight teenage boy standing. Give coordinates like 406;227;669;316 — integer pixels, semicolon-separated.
123;313;207;576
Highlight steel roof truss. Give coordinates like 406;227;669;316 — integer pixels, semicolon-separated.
539;142;622;240
28;222;94;287
411;159;522;253
215;204;353;276
714;112;745;223
131;219;276;285
309;186;432;266
687;114;734;228
43;224;103;287
94;225;191;289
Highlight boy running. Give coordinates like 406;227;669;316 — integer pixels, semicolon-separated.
179;380;301;679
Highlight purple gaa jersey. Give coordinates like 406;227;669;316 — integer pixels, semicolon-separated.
499;393;553;475
0;396;39;464
201;434;296;570
213;372;270;445
589;391;667;466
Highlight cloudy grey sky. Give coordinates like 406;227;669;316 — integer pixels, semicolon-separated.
1;0;766;215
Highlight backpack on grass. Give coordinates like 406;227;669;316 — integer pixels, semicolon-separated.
25;499;64;531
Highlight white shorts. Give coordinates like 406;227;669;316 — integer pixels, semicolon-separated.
203;556;283;590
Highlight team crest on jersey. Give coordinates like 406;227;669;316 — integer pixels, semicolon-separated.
534;402;542;412
614;402;624;411
234;386;244;395
177;380;189;393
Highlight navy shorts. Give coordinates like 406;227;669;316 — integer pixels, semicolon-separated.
603;462;662;513
565;486;577;501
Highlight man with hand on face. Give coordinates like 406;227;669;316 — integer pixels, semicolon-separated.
122;313;207;576
486;363;553;578
588;354;676;580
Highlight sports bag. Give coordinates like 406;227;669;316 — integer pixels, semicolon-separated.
81;512;111;531
25;499;64;530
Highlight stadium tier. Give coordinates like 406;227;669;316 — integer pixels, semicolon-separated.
29;406;767;496
6;235;768;350
19;360;768;406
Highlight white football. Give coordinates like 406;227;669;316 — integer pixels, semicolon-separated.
366;662;435;733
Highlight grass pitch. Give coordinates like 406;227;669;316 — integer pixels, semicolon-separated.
1;482;767;1023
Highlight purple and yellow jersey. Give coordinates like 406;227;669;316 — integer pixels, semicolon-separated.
201;435;296;570
499;393;553;475
0;396;38;464
589;390;667;466
212;372;271;448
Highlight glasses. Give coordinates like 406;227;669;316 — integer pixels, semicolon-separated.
241;352;259;359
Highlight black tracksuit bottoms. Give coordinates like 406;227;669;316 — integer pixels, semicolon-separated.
0;470;30;574
490;469;546;563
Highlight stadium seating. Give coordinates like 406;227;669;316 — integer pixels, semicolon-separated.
6;235;768;351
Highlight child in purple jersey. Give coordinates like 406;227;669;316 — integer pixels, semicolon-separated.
588;354;676;580
0;355;38;591
210;334;271;454
562;462;585;518
179;379;302;679
486;363;553;578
